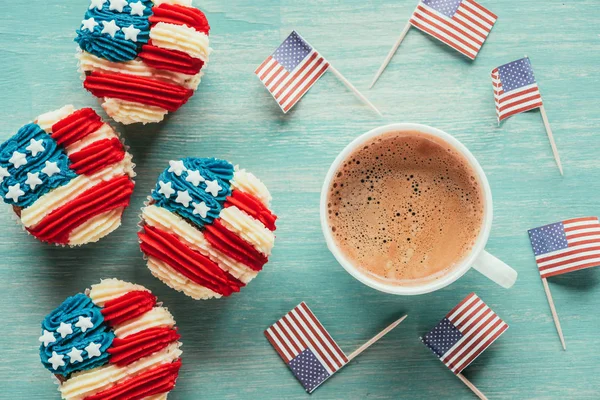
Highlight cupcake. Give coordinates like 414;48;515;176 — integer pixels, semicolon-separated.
75;0;211;125
0;105;135;246
139;158;277;299
38;279;182;399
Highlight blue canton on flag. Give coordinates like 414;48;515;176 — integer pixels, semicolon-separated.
288;348;331;393
498;57;537;92
422;0;462;17
422;318;463;358
528;222;569;256
272;31;313;72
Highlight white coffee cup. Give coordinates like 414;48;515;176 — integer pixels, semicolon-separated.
320;123;518;295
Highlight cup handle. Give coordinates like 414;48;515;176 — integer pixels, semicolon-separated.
472;250;518;289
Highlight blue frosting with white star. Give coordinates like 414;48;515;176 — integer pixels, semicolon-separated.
0;123;77;208
152;157;234;228
40;294;114;377
75;0;154;63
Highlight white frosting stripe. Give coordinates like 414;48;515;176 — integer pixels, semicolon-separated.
65;124;118;155
231;167;272;207
219;206;275;256
36;105;76;133
89;278;150;307
147;256;221;300
114;307;176;338
102;98;169;125
150;22;211;61
68;207;124;245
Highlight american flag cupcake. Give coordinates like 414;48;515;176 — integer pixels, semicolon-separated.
38;279;182;399
76;0;211;125
139;158;277;299
0;106;135;246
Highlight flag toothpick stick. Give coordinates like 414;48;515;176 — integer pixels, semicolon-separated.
328;65;382;116
348;315;408;362
539;105;564;175
542;278;567;350
369;22;412;89
456;373;489;400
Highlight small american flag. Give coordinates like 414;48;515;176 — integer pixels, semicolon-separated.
255;31;330;113
422;293;508;374
265;302;348;393
528;217;600;279
409;0;497;60
492;57;543;123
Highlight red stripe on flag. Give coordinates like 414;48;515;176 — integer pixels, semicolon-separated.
446;318;506;373
264;65;286;88
416;6;483;46
299;303;347;365
453;322;508;373
265;326;295;363
447;293;477;319
51;108;104;148
283;62;330;112
538;254;600;272
565;231;600;240
444;312;498;366
101;290;157;327
542;262;600;278
278;57;326;107
68;138;125;175
454;9;489;34
498;94;542;113
149;3;210;34
297;302;347;368
497;86;541;106
108;327;180;366
273;52;319;99
139;224;245;296
276;319;305;356
139;44;204;75
498;101;543;121
28;175;134;244
225;190;277;231
285;311;336;372
456;305;491;335
463;0;497;23
537;246;600;264
564;217;600;225
409;19;475;59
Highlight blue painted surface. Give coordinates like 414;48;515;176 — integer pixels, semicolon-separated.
0;0;599;398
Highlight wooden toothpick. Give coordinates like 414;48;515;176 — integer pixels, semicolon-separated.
539;105;564;175
328;65;382;116
369;21;412;89
456;373;489;400
347;315;408;361
542;278;567;350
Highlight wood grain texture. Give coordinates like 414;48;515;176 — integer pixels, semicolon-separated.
0;0;599;398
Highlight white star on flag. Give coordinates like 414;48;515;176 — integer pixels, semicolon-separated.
108;0;128;12
26;138;45;156
57;322;73;338
85;342;102;359
101;20;120;38
0;167;9;182
89;0;107;10
158;181;175;198
39;330;56;347
81;18;99;32
9;151;27;169
186;170;205;186
192;201;210;218
175;190;193;208
49;351;65;370
129;1;146;16
168;160;187;176
205;180;222;197
5;184;25;202
122;25;141;42
25;172;43;190
67;347;84;364
42;161;61;177
75;316;94;333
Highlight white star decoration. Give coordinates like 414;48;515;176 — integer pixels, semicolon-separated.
5;184;25;202
75;316;94;333
129;1;146;16
185;170;205;186
57;322;73;339
49;352;65;370
89;0;107;10
192;202;210;218
67;347;84;364
81;17;99;32
85;342;102;359
204;180;222;197
39;330;56;347
42;161;61;177
122;25;141;42
158;181;175;198
9;151;27;169
175;190;192;208
25;172;42;190
0;167;9;183
109;0;128;12
26;138;45;157
168;160;187;176
101;20;120;38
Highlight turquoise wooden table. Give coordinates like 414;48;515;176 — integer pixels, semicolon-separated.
1;0;599;398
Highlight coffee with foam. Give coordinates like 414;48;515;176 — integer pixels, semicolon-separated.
326;130;485;287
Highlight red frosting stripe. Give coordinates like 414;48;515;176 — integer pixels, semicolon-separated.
28;175;134;244
225;190;277;231
139;224;245;296
84;72;194;112
83;360;182;400
203;219;268;272
101;290;157;326
149;3;210;34
139;43;205;75
68;138;126;175
108;327;180;366
51;108;104;147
